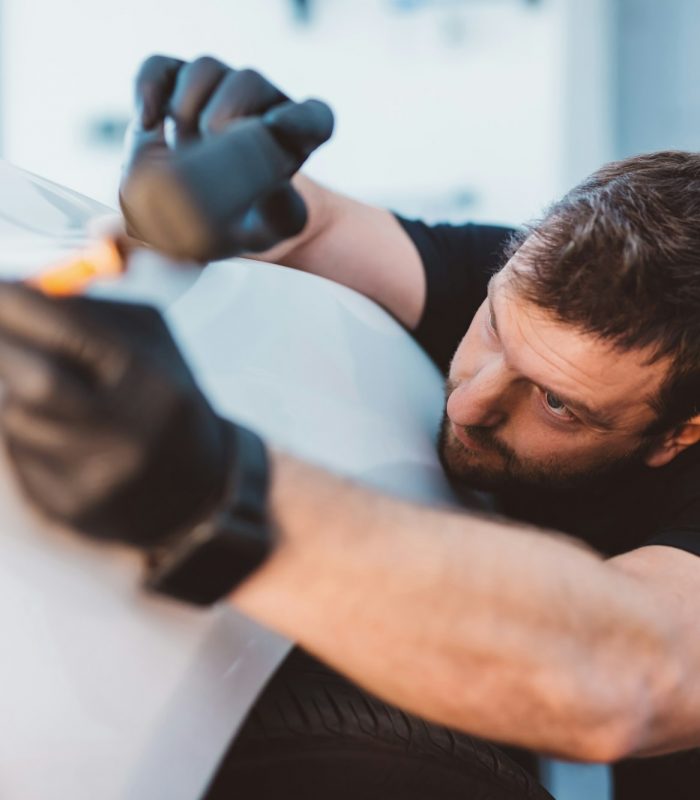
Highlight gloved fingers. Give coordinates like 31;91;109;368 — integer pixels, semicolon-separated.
200;68;289;137
85;296;173;348
119;117;299;261
1;399;90;451
168;56;230;147
0;284;106;365
119;95;332;263
134;54;185;129
263;99;334;162
233;183;308;252
2;435;97;530
4;420;149;539
121;116;169;177
0;284;149;384
0;336;93;412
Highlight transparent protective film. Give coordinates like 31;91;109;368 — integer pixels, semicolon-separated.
0;161;455;799
0;161;115;274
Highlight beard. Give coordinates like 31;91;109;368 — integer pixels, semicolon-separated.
437;411;657;494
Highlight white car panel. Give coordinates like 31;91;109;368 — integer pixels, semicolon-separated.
0;162;454;799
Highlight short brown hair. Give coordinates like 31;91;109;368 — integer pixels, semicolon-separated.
509;150;700;433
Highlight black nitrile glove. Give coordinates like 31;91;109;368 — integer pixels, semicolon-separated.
120;55;334;262
0;282;236;547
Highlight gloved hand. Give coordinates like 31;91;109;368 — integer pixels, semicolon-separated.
120;55;334;262
0;282;234;547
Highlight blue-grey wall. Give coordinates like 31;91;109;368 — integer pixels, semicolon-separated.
615;0;700;156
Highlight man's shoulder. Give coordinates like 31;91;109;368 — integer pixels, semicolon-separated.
574;444;700;557
396;216;519;274
645;444;700;555
496;448;700;558
396;217;519;373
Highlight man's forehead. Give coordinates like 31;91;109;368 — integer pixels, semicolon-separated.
488;265;667;430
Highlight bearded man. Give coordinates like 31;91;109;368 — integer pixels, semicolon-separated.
2;57;700;798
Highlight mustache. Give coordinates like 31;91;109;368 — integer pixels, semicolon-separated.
459;423;513;459
460;424;499;447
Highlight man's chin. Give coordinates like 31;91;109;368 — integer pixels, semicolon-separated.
440;450;512;491
437;431;512;491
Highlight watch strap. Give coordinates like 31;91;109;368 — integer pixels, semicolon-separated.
145;423;271;605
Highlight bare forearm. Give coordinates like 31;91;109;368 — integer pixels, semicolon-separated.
233;452;681;762
248;175;426;328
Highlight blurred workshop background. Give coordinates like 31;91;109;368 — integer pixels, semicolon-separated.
0;0;696;227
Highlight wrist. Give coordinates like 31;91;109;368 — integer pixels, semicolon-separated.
248;175;336;266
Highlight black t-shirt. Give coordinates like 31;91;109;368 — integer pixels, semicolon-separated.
399;215;700;797
398;215;700;560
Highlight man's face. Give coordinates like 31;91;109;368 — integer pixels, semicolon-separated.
440;255;670;492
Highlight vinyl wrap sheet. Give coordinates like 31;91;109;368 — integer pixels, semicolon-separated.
0;162;455;799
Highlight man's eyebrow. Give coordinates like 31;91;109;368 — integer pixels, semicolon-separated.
539;386;617;430
485;276;616;430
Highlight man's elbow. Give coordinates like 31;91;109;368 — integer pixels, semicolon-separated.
567;714;645;764
564;655;684;764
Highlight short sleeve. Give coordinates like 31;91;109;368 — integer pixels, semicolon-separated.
640;446;700;557
644;495;700;557
645;529;700;557
395;215;518;372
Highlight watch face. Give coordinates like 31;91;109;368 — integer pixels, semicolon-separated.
148;424;270;606
147;516;268;606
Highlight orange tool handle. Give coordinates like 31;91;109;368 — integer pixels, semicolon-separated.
27;239;124;296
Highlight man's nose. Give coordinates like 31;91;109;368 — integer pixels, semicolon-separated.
447;363;510;428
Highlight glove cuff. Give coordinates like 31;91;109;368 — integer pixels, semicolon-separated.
144;421;272;605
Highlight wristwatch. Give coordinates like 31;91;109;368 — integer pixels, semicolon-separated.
145;423;272;606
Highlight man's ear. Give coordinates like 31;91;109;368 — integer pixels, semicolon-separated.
645;415;700;468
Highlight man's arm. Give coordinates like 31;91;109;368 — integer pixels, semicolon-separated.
3;284;694;764
250;174;426;329
233;451;695;763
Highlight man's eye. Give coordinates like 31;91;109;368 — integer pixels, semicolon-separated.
543;391;575;420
